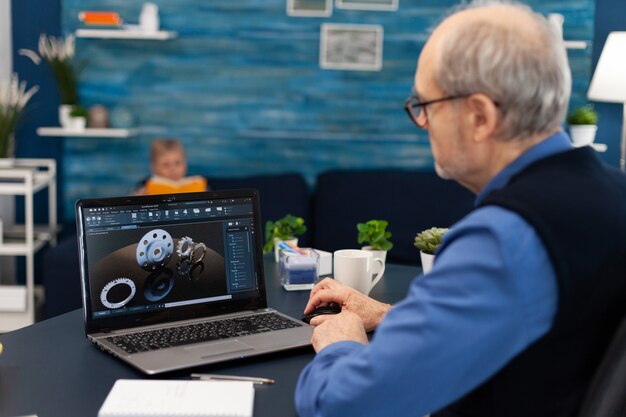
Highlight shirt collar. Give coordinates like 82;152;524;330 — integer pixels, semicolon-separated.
475;130;573;205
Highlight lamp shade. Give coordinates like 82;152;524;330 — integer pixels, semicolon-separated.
588;32;626;103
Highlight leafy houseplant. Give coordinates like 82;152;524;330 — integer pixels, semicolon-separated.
414;227;449;255
0;74;39;158
567;105;598;125
19;34;82;129
263;215;307;260
67;105;88;131
414;227;449;274
357;220;393;251
19;34;80;106
566;105;598;147
70;105;88;119
357;219;393;276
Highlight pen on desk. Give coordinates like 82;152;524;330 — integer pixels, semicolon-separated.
191;373;275;385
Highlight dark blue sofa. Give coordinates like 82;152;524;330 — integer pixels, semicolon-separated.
314;170;474;264
41;170;474;319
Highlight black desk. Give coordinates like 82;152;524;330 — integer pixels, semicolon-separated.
0;259;419;417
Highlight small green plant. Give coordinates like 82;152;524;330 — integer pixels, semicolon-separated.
566;105;598;125
414;227;449;255
263;214;307;253
70;105;88;118
357;219;393;251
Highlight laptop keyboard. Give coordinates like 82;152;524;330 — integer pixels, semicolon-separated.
105;312;303;354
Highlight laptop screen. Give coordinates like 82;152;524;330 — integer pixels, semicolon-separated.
76;190;267;333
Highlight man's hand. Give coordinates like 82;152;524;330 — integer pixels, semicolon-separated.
305;278;391;332
310;311;368;352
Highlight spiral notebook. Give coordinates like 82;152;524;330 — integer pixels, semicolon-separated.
98;379;254;417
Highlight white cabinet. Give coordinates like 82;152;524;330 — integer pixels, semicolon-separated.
0;159;58;332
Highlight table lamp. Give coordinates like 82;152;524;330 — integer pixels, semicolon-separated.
587;32;626;171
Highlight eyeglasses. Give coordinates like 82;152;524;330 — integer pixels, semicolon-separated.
404;94;470;129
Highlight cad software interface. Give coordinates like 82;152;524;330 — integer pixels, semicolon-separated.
81;197;259;320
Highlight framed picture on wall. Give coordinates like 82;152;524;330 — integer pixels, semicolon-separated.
320;23;383;71
287;0;333;17
336;0;398;12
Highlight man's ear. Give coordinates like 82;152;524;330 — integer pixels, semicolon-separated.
465;93;499;143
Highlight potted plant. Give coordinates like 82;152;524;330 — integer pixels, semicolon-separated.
0;74;39;159
68;105;88;131
566;105;598;147
19;34;81;128
263;214;307;262
357;219;393;271
414;227;449;274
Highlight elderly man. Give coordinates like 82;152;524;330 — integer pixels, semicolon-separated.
295;2;626;417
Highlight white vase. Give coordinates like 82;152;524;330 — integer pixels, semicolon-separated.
59;104;74;128
362;246;387;277
139;2;160;32
420;251;435;274
274;237;298;262
569;125;597;147
0;133;15;159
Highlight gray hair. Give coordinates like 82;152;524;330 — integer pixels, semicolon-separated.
434;0;571;141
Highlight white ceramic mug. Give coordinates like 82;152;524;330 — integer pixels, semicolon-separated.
333;249;385;295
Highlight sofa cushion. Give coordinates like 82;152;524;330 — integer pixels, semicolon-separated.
209;173;312;246
313;170;475;264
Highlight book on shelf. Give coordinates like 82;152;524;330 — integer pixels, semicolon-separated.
98;379;254;417
78;11;122;26
144;175;207;195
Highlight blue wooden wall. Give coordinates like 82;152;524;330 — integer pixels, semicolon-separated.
59;0;595;222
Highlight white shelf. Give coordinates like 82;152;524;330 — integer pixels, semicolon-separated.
0;171;55;194
574;143;608;152
75;28;177;40
0;237;48;256
0;310;33;333
37;127;138;138
591;143;608;152
564;40;588;50
0;159;57;332
3;224;61;243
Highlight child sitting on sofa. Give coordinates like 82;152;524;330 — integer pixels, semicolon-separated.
136;138;208;195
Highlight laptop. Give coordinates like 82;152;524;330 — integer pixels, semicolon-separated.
76;189;313;374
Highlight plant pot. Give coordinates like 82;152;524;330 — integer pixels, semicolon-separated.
67;116;87;131
362;246;386;277
0;133;15;159
274;237;298;262
420;251;435;274
569;125;597;147
59;104;74;128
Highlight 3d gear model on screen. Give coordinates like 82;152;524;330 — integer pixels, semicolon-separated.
175;236;207;278
136;229;174;270
176;258;204;280
143;268;174;302
100;277;136;309
176;236;194;258
190;242;207;263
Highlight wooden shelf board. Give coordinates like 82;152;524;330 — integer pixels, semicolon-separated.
37;127;138;138
75;28;177;40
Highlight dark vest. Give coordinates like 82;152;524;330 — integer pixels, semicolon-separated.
433;147;626;417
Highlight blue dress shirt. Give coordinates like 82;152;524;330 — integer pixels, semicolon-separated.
295;132;574;417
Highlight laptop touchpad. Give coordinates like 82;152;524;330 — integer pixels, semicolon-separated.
185;340;255;358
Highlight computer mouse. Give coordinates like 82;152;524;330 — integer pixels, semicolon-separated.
301;304;342;324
